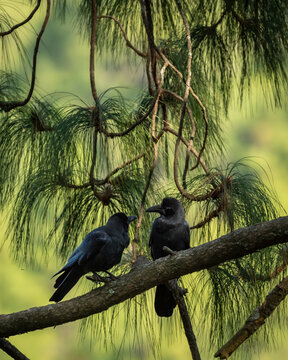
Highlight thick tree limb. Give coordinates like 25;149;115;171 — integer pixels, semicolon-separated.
0;338;30;360
214;275;288;359
1;217;288;338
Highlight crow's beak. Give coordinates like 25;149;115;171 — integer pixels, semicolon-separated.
145;204;164;215
128;215;137;223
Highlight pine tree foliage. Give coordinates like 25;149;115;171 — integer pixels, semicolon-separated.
0;0;287;358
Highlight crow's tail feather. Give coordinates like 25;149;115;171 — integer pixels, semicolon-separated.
154;284;176;317
50;267;83;302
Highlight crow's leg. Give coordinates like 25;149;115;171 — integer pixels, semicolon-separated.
86;272;111;283
105;270;118;280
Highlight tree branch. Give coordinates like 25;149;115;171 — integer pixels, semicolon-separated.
214;275;288;359
132;129;165;262
90;0;98;103
99;98;156;138
165;126;209;175
0;0;51;112
190;203;224;229
1;217;288;338
0;338;30;360
0;0;41;37
97;15;146;58
167;281;201;360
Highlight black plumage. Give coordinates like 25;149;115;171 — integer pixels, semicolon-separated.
50;213;136;302
146;197;190;317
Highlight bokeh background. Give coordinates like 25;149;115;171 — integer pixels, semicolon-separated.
1;3;288;359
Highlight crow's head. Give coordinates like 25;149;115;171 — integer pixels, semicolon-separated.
146;197;183;218
108;212;137;228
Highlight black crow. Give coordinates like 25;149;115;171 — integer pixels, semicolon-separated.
50;213;137;302
146;197;190;317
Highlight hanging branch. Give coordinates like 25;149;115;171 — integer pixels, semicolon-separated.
189;89;208;171
89;0;99;103
132;13;168;263
162;89;196;137
132;128;165;262
97;15;146;57
161;88;197;187
166;280;202;360
146;48;154;95
139;0;159;90
132;150;157;262
89;107;100;197
190;203;224;230
0;338;30;360
99;98;156;138
165;126;209;174
0;0;51;112
0;0;41;37
214;275;288;359
173;0;193;197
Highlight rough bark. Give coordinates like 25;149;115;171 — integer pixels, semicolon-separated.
1;216;288;338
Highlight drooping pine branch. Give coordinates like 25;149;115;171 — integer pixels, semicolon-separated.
0;0;51;112
0;0;41;37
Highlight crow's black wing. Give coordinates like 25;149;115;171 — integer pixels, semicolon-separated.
52;228;110;277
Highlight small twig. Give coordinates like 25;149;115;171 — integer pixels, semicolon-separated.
166;280;201;360
0;338;30;360
99;98;157;138
190;204;224;229
162;89;196;137
214;275;288;359
0;0;41;37
163;246;177;256
165;126;209;175
103;150;147;183
0;0;51;112
58;149;148;191
235;248;288;283
97;15;146;57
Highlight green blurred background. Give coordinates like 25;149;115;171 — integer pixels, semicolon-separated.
1;4;288;360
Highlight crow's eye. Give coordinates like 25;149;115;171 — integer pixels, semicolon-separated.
164;207;175;216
